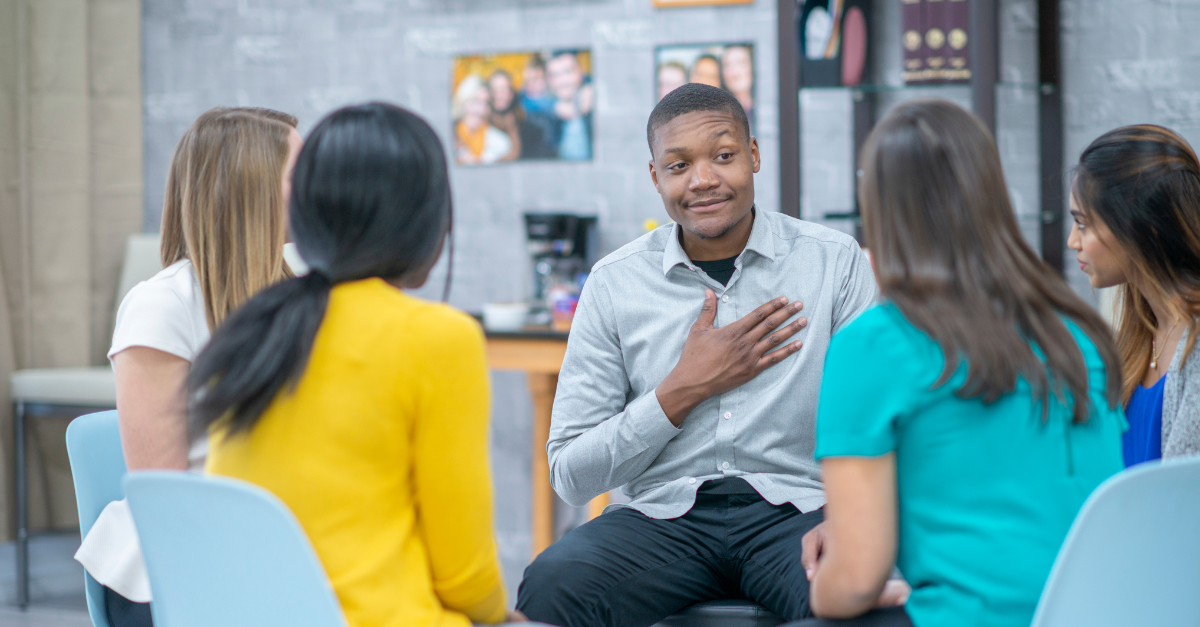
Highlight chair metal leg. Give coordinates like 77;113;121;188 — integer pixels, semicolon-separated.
14;401;29;609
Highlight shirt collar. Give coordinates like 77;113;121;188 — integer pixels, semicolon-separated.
660;207;777;277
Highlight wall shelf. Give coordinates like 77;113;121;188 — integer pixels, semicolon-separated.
776;0;1065;274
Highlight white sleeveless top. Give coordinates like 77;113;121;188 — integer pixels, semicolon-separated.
75;259;210;602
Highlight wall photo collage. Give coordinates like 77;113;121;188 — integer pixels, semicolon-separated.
452;50;594;165
450;1;759;166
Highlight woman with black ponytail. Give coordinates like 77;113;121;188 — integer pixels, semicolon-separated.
191;103;520;627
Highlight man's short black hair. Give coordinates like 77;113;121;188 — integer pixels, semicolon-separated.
646;83;751;154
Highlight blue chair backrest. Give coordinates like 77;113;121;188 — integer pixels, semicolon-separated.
1031;456;1200;627
124;471;348;627
65;410;126;627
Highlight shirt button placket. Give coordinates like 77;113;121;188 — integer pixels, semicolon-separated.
715;291;736;476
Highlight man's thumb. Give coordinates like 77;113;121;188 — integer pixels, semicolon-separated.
693;289;717;330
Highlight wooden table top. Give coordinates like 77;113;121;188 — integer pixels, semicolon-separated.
480;323;569;374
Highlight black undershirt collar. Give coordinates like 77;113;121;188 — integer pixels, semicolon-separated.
692;254;739;286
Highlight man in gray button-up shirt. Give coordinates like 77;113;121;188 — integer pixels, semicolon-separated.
517;84;880;627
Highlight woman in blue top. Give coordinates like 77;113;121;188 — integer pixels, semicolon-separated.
1068;125;1200;465
790;99;1126;627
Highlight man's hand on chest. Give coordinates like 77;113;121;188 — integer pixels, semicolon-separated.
654;289;807;426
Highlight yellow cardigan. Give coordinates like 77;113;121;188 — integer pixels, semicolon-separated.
207;278;507;627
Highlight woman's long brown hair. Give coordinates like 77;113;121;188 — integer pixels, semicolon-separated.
1073;124;1200;403
859;99;1121;422
159;107;297;329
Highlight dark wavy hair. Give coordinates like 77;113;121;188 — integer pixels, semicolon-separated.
188;102;453;438
1073;124;1200;402
859;99;1121;422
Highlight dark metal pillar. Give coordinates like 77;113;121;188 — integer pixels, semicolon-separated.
851;90;875;243
778;0;801;218
1038;0;1065;274
969;0;999;134
15;401;28;609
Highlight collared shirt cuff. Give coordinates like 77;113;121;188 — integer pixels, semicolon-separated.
628;390;682;449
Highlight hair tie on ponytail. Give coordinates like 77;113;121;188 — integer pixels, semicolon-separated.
305;268;333;286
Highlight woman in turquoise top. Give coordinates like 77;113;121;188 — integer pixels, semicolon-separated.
1067;124;1200;464
790;100;1125;627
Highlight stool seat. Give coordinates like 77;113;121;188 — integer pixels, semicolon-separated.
653;600;784;627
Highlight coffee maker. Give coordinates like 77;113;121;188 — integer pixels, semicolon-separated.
524;213;598;328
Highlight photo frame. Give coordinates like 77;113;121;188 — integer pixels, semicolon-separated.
655;43;756;135
451;49;594;165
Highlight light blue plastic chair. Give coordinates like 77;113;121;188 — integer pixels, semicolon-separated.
1031;456;1200;626
124;471;347;627
65;410;126;627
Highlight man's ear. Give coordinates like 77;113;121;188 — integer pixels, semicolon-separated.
649;159;660;191
750;137;761;174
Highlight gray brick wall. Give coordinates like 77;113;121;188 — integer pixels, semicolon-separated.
143;3;783;311
142;0;1200;600
800;0;1199;307
1060;0;1200;301
142;0;780;599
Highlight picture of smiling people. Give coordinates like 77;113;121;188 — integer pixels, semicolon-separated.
689;54;723;88
452;74;512;165
452;49;593;164
656;43;755;134
546;50;595;160
721;45;755;128
657;61;688;101
488;69;557;160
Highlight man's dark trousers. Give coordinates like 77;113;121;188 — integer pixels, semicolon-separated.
516;478;824;627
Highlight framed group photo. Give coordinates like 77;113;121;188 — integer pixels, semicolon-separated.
655;43;756;135
452;49;594;165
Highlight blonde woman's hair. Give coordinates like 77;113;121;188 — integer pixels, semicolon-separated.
160;107;297;330
452;74;487;120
